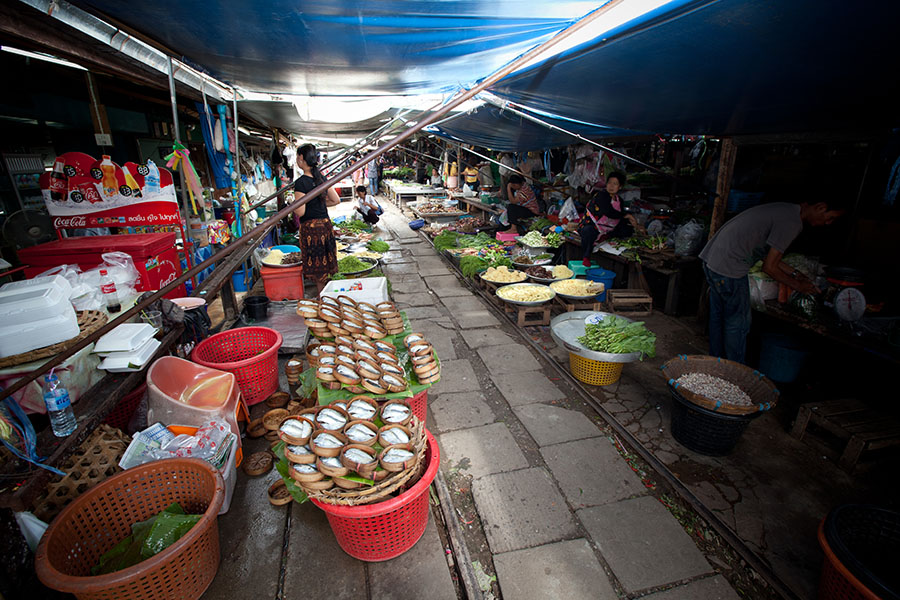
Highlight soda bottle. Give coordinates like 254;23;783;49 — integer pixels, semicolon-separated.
100;155;117;198
99;268;121;313
145;159;160;194
49;157;68;201
43;372;77;437
123;165;143;198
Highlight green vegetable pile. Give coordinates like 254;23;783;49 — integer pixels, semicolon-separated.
545;232;564;248
519;231;548;247
482;248;512;269
367;239;390;253
460;255;488;278
338;256;372;273
434;230;460;252
334;220;372;234
529;217;553;232
577;316;656;358
92;503;201;575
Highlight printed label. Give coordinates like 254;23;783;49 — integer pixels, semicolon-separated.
45;390;71;411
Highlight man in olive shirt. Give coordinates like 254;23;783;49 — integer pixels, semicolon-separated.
699;200;845;363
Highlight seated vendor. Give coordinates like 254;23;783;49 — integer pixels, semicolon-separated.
355;185;382;225
578;172;641;266
505;174;541;234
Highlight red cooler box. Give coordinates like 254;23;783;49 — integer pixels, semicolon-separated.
18;233;186;298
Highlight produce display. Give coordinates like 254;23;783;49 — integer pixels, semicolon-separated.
673;373;752;406
450;216;489;233
297;297;404;340
416;202;460;214
513;253;552;266
528;217;554;232
337;255;376;274
481;266;527;283
334;220;372;235
525;266;552;278
497;283;554;304
273;399;427;499
550;279;604;298
352;251;383;260
552;265;574;279
576;315;656;358
518;230;564;248
367;239;390;253
262;249;302;266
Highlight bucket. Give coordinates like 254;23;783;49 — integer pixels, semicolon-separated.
669;388;758;456
585;268;615;302
272;244;301;254
244;296;269;320
758;332;809;383
311;430;439;561
232;268;252;292
260;265;304;301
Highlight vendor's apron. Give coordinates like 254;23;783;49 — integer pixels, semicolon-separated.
586;196;621;252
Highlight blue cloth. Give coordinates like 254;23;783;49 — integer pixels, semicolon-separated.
703;263;751;364
195;102;230;189
369;175;379;196
578;223;599;260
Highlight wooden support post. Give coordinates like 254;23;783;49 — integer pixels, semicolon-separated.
84;72;112;147
220;278;239;321
709;138;737;239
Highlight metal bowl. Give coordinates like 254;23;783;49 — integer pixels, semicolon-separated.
527;271;574;284
550;311;642;363
479;270;527;285
338;256;378;276
495;283;556;307
549;279;604;301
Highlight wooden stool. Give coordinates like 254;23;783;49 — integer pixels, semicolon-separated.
791;399;900;471
609;289;653;317
503;303;551;327
553;295;603;313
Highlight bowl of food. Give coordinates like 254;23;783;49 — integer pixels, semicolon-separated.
526;264;574;283
337;255;378;276
480;265;527;284
496;283;556;306
512;253;552;268
550;278;605;300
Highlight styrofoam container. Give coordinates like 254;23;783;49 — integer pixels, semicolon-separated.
321;276;389;305
98;337;161;372
0;283;79;358
94;323;156;354
0;274;73;299
218;434;237;514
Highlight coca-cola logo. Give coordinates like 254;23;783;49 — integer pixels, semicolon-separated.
53;216;87;228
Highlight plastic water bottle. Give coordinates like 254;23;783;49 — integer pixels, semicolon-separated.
99;269;121;313
43;373;76;437
145;159;160;194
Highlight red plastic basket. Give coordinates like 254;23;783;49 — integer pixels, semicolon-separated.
102;383;146;431
311;429;439;562
409;389;428;424
191;327;282;405
818;520;882;600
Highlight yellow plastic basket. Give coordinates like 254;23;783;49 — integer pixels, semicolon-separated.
568;352;624;386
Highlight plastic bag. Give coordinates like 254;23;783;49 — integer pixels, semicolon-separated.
559;197;580;223
15;511;48;552
674;220;705;256
156;419;230;461
497;208;509;227
80;252;141;299
462;183;475;197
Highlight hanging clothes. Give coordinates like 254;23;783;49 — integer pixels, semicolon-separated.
195;102;230;189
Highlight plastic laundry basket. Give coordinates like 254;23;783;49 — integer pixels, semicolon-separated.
408;389;428;424
192;327;282;405
569;352;623;386
35;458;224;600
311;430;439;561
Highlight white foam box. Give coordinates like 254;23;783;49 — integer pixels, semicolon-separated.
0;283;79;358
321;276;389;305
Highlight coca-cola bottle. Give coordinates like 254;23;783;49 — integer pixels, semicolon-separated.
99;269;121;313
49;157;68;201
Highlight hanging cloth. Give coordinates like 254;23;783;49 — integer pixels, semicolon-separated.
195;101;230;189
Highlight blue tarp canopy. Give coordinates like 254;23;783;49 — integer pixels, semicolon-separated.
489;0;900;136
68;0;600;96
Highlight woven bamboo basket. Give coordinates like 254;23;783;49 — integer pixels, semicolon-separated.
660;354;779;415
302;416;427;506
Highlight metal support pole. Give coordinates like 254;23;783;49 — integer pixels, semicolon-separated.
166;56;196;288
0;0;628;404
232;91;242;238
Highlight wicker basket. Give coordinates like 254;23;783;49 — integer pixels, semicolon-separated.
660;354;779;415
35;458;224;600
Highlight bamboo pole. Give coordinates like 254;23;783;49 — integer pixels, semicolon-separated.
709;138;737;238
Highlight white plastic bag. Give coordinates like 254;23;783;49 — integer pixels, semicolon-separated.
462;183;475;197
559;196;580;222
14;511;48;552
82;252;141;298
674;220;705;256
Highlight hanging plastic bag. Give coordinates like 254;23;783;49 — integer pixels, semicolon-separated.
559;197;580;223
674;220;705;256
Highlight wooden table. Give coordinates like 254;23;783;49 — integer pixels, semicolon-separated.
459;197;503;220
386;182;446;205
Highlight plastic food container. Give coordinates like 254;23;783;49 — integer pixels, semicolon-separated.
94;323;157;354
98;337;161;372
0;282;79;358
321;277;389;305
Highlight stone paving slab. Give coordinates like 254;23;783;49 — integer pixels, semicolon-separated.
577;496;713;593
393;291;438;307
477;344;541;374
460;328;517;349
440;295;490;313
418;265;452;276
472;467;579;553
391;278;429;294
367;514;457;600
383;262;419;276
514;403;601;447
281;501;366;599
640;575;741;600
494;539;618;600
439;422;527;479
429;358;481;393
426;275;474;297
454;310;501;329
408;318;454;331
203;469;285;599
431;391;495;432
402;306;446;320
541;437;646;509
408;244;440;256
490;371;566;407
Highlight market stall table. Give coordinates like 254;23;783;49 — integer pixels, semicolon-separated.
385;182;445;206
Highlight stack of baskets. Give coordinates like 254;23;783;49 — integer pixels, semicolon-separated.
192;326;283;405
660;355;779;456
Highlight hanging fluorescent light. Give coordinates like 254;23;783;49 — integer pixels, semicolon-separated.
1;45;87;71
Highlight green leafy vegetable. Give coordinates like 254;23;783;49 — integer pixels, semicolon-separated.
367;239;390;253
338;256;372;273
460;255;488;278
434;231;460;252
576;316;656;359
519;231;547;247
545;232;564;248
529;217;553;232
334;220;372;234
